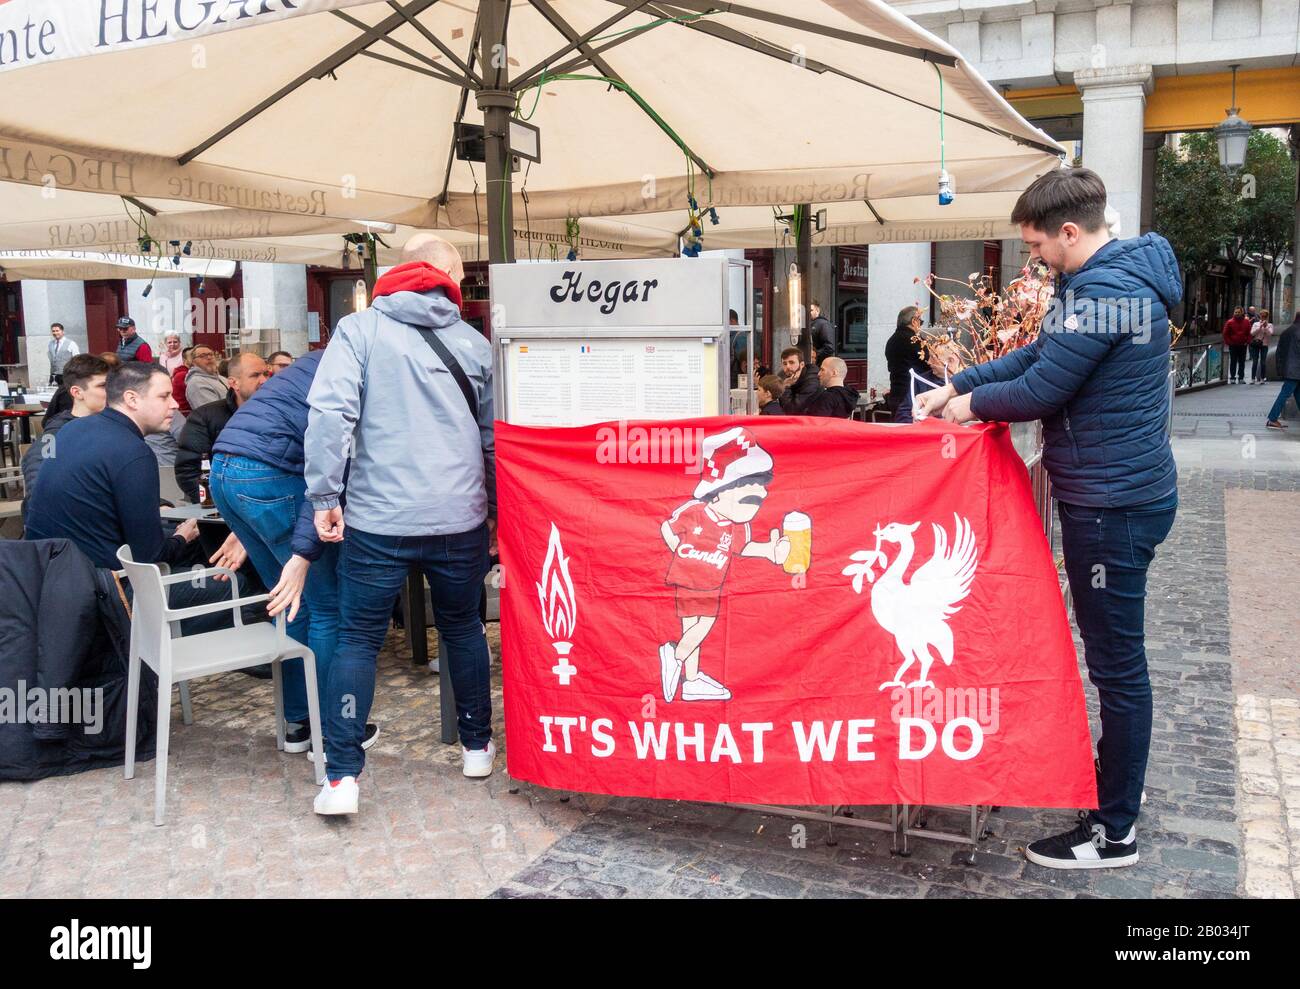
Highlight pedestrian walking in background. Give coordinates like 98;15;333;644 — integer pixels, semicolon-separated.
1265;315;1300;429
1249;310;1274;384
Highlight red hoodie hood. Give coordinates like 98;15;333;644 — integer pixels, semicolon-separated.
371;261;463;310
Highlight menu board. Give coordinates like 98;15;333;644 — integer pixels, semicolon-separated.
504;337;718;427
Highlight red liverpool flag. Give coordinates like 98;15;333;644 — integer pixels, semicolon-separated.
497;417;1096;809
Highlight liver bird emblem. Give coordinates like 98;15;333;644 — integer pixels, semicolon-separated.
842;514;979;690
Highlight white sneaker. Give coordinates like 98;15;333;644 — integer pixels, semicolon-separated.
428;657;440;674
463;740;496;778
314;776;359;815
660;643;683;702
681;674;731;701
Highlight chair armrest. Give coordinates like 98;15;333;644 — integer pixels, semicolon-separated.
159;565;239;586
164;593;270;623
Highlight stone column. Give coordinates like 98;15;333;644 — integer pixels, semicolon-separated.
20;279;87;388
240;262;309;357
1075;65;1153;240
867;242;931;399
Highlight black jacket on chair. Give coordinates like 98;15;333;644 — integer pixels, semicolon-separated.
0;538;157;780
175;391;237;503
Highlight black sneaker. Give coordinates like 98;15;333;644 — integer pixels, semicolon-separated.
307;723;380;762
1025;816;1139;870
284;722;313;754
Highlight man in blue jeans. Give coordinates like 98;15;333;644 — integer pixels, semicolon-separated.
209;349;371;758
305;233;495;816
1265;314;1299;430
916;167;1181;869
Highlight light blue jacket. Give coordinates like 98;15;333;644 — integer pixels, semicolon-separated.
304;287;495;536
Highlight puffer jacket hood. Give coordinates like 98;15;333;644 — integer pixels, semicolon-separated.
1065;233;1181;312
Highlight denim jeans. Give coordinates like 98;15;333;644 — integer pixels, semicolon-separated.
1057;493;1177;839
328;523;491;780
209;454;340;725
1248;342;1267;381
1267;380;1298;422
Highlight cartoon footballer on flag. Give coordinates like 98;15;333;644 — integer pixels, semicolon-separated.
657;427;799;703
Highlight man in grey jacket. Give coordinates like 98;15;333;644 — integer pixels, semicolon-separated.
305;233;496;816
183;345;228;410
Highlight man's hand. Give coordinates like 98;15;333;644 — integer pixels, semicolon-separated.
941;392;980;424
487;517;498;556
175;519;200;543
267;555;311;621
913;383;956;421
208;532;247;580
315;507;345;543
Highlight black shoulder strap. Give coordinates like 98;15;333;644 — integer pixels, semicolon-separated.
415;327;478;421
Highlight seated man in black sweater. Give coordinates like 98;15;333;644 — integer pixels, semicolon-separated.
25;362;254;635
796;357;861;418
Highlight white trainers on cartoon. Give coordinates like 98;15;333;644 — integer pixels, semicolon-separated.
660;643;683;702
681;673;731;701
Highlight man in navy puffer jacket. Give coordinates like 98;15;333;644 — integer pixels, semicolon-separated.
207;350;370;758
917;167;1180;872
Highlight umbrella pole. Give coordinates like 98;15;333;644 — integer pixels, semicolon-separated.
478;0;515;265
796;203;813;365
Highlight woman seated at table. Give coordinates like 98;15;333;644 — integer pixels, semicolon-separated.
207;351;375;756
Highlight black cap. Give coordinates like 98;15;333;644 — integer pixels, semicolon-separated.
116;316;135;329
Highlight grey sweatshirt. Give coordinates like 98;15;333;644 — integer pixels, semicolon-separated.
185;367;228;410
304;287;495;536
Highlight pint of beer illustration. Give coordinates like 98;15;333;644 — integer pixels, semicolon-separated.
782;511;812;574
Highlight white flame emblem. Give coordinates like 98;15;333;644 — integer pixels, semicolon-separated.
536;523;578;684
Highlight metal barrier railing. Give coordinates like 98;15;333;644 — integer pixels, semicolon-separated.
1172;342;1226;393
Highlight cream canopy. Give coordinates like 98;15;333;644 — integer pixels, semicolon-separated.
0;0;1062;262
0;249;237;282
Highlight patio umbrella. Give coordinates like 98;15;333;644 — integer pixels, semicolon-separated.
0;249;236;282
0;0;1062;265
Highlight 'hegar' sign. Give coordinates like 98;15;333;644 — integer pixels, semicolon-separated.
548;269;660;315
492;256;728;329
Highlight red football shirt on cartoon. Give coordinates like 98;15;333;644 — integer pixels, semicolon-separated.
664;500;751;591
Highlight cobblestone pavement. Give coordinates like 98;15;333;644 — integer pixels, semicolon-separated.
1;385;1295;898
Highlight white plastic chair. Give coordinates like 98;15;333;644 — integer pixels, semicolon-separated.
116;545;325;826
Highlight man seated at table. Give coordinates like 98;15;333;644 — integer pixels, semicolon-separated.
183;344;228;411
777;346;820;412
24;362;253;635
176;352;269;503
757;375;785;415
20;353;111;520
795;357;859;418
